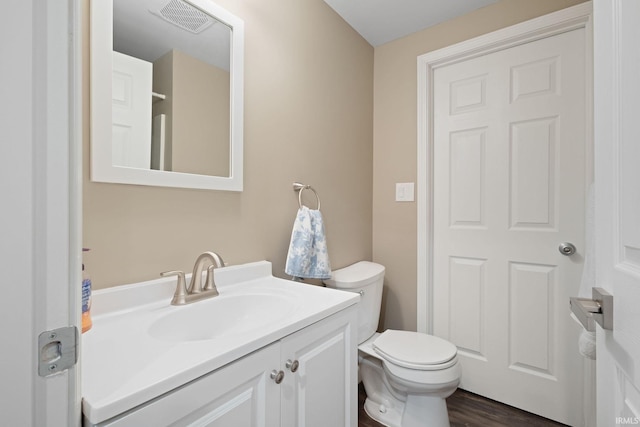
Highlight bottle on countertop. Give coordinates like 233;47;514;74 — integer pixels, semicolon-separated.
82;248;92;333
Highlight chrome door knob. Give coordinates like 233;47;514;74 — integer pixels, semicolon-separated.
270;370;285;384
558;242;576;256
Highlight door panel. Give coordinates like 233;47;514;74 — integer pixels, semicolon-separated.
510;118;556;229
594;0;640;424
433;28;586;425
112;51;153;169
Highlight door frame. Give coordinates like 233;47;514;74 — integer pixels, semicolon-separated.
416;2;593;333
1;0;82;425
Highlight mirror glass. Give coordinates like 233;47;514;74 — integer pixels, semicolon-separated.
91;0;244;191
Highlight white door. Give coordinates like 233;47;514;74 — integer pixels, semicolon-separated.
0;1;81;426
593;1;640;425
432;28;587;425
112;51;153;169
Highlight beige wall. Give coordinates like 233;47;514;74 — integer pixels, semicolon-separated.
372;0;588;332
171;49;230;176
85;0;589;331
84;0;374;289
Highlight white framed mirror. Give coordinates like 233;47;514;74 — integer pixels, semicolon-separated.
90;0;244;191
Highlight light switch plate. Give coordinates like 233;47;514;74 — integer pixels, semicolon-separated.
395;182;415;202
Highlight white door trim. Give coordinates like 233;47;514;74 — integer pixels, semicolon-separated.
34;1;83;424
416;2;593;333
1;1;82;425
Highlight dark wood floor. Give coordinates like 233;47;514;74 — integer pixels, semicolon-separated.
358;384;567;427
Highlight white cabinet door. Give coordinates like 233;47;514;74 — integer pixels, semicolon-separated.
99;343;281;427
280;306;358;427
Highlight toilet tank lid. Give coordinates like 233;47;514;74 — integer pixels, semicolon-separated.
373;330;457;369
323;261;385;289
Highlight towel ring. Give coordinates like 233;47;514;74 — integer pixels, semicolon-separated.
293;182;321;210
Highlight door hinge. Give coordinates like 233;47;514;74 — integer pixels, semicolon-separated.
38;326;78;377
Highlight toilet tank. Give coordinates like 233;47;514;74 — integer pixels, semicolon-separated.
323;261;385;344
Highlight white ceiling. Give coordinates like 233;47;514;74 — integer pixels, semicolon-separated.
113;0;499;69
322;0;498;46
113;0;231;71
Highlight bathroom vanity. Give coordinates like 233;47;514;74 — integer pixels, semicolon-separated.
82;261;359;426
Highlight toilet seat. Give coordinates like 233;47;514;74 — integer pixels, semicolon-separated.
373;330;458;371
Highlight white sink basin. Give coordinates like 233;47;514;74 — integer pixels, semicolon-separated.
148;293;296;342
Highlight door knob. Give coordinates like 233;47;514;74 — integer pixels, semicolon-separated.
270;370;284;384
286;359;299;373
558;242;576;256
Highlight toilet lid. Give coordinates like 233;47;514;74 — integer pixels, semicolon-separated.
373;330;457;370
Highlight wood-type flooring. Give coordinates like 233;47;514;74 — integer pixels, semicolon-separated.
357;384;568;427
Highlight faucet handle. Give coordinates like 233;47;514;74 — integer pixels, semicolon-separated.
161;270;185;280
161;270;188;305
203;264;220;296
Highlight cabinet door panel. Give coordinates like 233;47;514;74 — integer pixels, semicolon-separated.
100;343;280;427
281;307;358;427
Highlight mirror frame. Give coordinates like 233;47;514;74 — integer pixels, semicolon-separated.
90;0;244;191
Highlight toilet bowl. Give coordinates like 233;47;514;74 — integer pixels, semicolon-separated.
324;262;461;427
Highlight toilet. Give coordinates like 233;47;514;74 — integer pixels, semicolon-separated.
324;261;461;427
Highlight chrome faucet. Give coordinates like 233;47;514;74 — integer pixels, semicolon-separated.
161;251;225;305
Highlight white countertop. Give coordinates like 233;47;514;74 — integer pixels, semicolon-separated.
82;261;359;424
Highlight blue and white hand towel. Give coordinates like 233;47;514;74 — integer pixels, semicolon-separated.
285;206;332;279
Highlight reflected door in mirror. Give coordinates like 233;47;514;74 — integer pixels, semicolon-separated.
112;52;153;169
